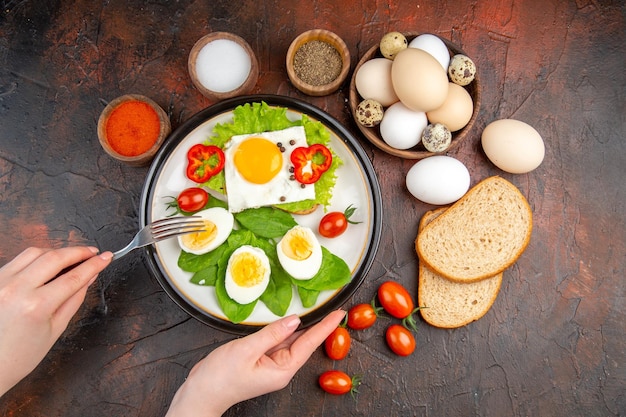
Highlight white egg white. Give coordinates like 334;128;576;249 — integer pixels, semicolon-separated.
177;207;234;255
225;245;271;304
276;225;322;280
223;126;316;213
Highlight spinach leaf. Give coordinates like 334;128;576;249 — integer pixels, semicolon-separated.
178;244;228;272
291;247;351;291
297;286;320;308
215;262;256;324
234;207;297;238
190;266;218;286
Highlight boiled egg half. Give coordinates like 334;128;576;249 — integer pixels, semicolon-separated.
177;207;234;255
225;245;271;304
277;225;322;280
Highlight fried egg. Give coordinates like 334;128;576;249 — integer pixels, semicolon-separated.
276;225;323;280
223;126;316;213
225;245;271;304
177;207;234;255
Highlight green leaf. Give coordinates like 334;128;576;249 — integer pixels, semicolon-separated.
297;286;320;308
190;267;218;286
178;244;228;272
291;247;351;291
215;273;256;324
234;207;298;238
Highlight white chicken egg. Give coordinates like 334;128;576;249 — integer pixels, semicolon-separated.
177;207;234;255
225;245;271;304
223;126;315;213
276;225;322;280
408;34;451;70
379;101;428;149
406;156;470;205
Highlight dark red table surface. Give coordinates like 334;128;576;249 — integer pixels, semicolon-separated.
1;1;624;416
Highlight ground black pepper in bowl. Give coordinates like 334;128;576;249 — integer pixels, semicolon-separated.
286;29;350;96
293;40;342;86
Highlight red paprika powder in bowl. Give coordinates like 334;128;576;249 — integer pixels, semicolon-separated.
97;94;171;166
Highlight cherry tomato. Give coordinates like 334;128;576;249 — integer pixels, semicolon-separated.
324;327;351;360
385;324;416;356
318;205;360;238
319;370;360;396
347;302;379;330
174;187;209;213
377;281;414;319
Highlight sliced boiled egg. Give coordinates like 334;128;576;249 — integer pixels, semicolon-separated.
276;225;322;280
177;207;234;255
225;245;271;304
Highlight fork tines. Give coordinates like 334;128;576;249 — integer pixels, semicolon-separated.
151;216;207;239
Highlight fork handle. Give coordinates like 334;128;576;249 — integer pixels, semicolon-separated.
112;242;136;261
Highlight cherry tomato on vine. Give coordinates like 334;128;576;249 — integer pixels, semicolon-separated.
318;204;361;238
324;326;351;360
385;324;416;356
166;187;209;215
378;281;421;331
347;302;380;330
319;370;361;396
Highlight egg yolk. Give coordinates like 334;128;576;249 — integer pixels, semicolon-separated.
233;137;283;184
281;229;313;261
230;252;268;287
180;220;217;250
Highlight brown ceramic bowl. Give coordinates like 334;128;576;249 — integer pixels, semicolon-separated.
349;33;481;159
286;29;351;96
97;94;171;166
188;32;259;101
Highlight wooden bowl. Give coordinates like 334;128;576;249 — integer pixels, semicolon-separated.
286;29;351;96
188;32;259;101
349;33;481;159
97;94;171;166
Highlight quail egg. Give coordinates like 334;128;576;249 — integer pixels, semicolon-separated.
356;99;384;127
421;123;452;153
380;31;407;59
448;54;476;86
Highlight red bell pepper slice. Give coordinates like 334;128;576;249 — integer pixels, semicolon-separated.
186;144;225;183
290;144;333;184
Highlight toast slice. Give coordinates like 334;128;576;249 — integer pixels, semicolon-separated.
416;176;532;283
418;208;502;328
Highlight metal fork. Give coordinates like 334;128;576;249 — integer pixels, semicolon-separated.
112;216;207;261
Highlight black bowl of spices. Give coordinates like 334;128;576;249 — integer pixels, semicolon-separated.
286;29;351;96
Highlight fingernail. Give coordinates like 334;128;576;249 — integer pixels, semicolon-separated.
99;251;113;261
88;246;100;254
284;315;301;331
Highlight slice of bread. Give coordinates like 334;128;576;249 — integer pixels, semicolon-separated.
416;176;532;283
418;208;503;328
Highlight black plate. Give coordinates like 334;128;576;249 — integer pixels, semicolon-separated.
139;94;382;335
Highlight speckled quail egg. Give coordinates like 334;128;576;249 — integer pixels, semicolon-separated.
421;123;452;152
225;245;271;305
448;54;476;86
380;31;407;59
356;99;384;127
277;225;322;280
177;207;234;255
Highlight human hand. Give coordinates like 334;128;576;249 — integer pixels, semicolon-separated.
166;309;346;417
0;246;112;396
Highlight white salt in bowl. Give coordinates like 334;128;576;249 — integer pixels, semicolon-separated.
188;32;259;101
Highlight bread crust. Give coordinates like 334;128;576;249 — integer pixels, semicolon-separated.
417;208;502;328
415;176;532;283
